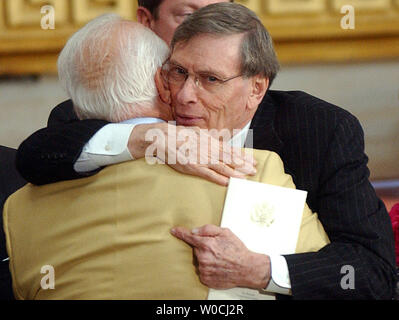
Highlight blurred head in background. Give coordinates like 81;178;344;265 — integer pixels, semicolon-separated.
137;0;232;45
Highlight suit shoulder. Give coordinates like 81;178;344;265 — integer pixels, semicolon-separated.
267;90;357;122
0;146;16;164
265;90;362;137
49;99;74;115
48;99;76;126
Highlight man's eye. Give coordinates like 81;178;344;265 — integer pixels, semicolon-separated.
178;67;187;74
179;12;193;17
171;67;186;76
175;12;193;22
205;75;220;83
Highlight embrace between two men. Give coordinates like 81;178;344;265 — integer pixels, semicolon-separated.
3;1;397;300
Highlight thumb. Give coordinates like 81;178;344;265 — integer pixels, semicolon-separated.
192;224;223;237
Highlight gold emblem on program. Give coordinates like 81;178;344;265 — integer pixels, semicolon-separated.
251;202;275;227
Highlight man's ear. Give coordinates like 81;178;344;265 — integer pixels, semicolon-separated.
137;7;154;29
247;76;269;111
155;68;171;105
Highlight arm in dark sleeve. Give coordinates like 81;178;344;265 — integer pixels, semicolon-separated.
284;113;397;299
1;146;26;300
16;100;109;185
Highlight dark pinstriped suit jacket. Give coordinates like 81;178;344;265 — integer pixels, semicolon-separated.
0;146;26;300
16;90;397;299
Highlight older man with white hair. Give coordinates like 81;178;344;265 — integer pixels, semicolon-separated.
3;12;330;299
59;14;172;124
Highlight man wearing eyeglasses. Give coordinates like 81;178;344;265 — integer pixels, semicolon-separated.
15;2;397;299
160;4;397;298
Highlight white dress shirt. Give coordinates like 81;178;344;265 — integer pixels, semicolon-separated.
74;120;291;295
74;118;164;172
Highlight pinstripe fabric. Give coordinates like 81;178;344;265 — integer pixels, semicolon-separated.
0;147;26;259
250;90;397;299
0;146;26;300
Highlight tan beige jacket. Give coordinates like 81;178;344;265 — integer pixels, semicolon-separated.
4;149;329;299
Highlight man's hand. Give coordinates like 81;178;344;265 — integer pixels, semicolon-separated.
171;224;271;290
128;123;257;186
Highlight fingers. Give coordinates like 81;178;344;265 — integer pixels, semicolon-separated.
209;162;255;178
228;148;257;173
192;224;223;237
195;162;255;186
171;161;250;187
162;125;258;183
145;124;257;171
176;126;257;172
169;163;229;186
193;166;231;186
171;226;204;247
208;163;247;180
181;156;256;183
171;225;223;246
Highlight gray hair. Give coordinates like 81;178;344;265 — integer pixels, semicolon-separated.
171;2;279;87
58;14;170;122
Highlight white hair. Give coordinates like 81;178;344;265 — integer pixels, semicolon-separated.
58;14;170;122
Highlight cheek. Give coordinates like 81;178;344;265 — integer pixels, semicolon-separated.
199;95;227;124
199;95;230;128
216;92;249;125
209;90;245;115
202;89;241;111
170;86;180;109
204;96;226;113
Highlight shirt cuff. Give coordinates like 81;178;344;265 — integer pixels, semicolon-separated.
263;255;292;295
74;123;135;173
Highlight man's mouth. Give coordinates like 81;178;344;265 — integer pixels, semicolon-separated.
175;114;203;126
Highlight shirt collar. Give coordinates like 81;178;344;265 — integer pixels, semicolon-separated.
229;121;252;148
120;117;165;125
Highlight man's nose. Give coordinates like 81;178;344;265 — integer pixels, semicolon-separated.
176;76;199;106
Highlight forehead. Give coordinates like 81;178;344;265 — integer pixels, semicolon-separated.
171;33;244;74
160;0;229;11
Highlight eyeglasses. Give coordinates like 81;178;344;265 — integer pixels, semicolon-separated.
161;59;242;94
